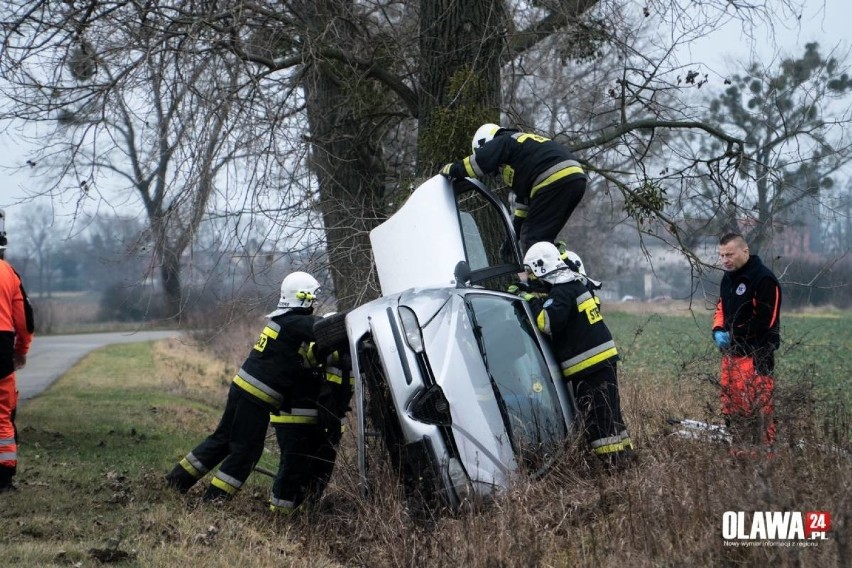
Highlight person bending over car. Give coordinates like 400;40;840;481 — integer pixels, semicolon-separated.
521;242;634;469
166;271;322;502
440;123;586;254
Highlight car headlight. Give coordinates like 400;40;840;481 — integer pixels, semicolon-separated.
398;306;424;353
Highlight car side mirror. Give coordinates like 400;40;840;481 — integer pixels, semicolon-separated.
454;261;471;288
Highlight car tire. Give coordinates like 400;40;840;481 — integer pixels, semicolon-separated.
314;310;349;355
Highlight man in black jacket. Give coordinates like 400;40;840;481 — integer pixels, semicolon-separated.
441;123;586;253
712;233;781;445
166;271;322;501
522;242;633;469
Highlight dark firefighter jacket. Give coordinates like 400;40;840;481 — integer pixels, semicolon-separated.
530;277;618;379
233;309;319;411
713;254;781;358
445;131;586;205
0;259;34;378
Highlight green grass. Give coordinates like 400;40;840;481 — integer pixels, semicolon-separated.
606;310;852;403
3;340;288;567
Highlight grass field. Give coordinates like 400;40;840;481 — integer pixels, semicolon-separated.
1;311;849;567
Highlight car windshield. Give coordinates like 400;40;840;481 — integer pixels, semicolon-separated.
464;294;566;472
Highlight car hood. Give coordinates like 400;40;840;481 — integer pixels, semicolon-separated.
402;289;518;488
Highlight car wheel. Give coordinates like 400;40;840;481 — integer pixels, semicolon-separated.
314;311;349;355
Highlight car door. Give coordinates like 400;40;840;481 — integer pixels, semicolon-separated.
370;175;521;297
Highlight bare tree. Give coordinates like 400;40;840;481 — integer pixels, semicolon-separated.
696;42;852;254
0;1;290;317
3;0;829;312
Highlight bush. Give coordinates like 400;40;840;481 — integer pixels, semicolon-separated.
98;282;167;322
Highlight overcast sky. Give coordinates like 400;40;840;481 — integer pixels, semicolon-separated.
1;0;850;226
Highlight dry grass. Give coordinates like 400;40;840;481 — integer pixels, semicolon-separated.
5;310;850;567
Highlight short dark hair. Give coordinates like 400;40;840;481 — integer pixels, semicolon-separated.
719;232;746;246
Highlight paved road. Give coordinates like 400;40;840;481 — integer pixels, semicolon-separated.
16;330;182;401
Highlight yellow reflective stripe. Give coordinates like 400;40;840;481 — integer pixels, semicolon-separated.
269;498;302;514
179;458;202;478
463;156;476;177
262;325;279;340
530;166;585;198
514;209;528;219
270;414;318;425
233;375;279;406
561;347;618;377
299;343;319;367
578;297;597;313
211;471;242;494
536;310;550;335
592;437;634;455
326;372;343;385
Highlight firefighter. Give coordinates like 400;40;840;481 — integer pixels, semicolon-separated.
165;271;321;502
713;233;781;446
521;242;634;469
440;123;586;253
269;348;354;514
0;215;35;494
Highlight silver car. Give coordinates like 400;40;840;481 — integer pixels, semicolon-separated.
322;175;575;510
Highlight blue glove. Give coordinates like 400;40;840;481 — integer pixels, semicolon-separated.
713;330;731;349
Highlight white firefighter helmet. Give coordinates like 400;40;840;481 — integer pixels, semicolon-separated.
523;242;567;279
562;250;586;276
471;123;502;151
277;271;320;309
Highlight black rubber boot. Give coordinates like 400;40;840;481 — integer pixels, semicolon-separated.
0;465;16;493
165;464;198;493
202;484;232;503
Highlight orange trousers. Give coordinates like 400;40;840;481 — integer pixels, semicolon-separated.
720;355;775;445
0;372;17;471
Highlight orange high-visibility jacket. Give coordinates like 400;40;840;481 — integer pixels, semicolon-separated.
0;260;34;377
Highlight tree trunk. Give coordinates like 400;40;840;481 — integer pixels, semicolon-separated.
417;0;506;174
159;245;182;318
299;0;385;310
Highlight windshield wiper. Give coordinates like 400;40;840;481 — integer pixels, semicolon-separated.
466;303;488;365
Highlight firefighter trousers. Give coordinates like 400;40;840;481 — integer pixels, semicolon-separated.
570;362;633;459
167;384;270;499
269;422;341;513
519;176;586;253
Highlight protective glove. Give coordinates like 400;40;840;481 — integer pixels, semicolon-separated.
440;163;454;178
713;330;731;349
506;281;530;295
